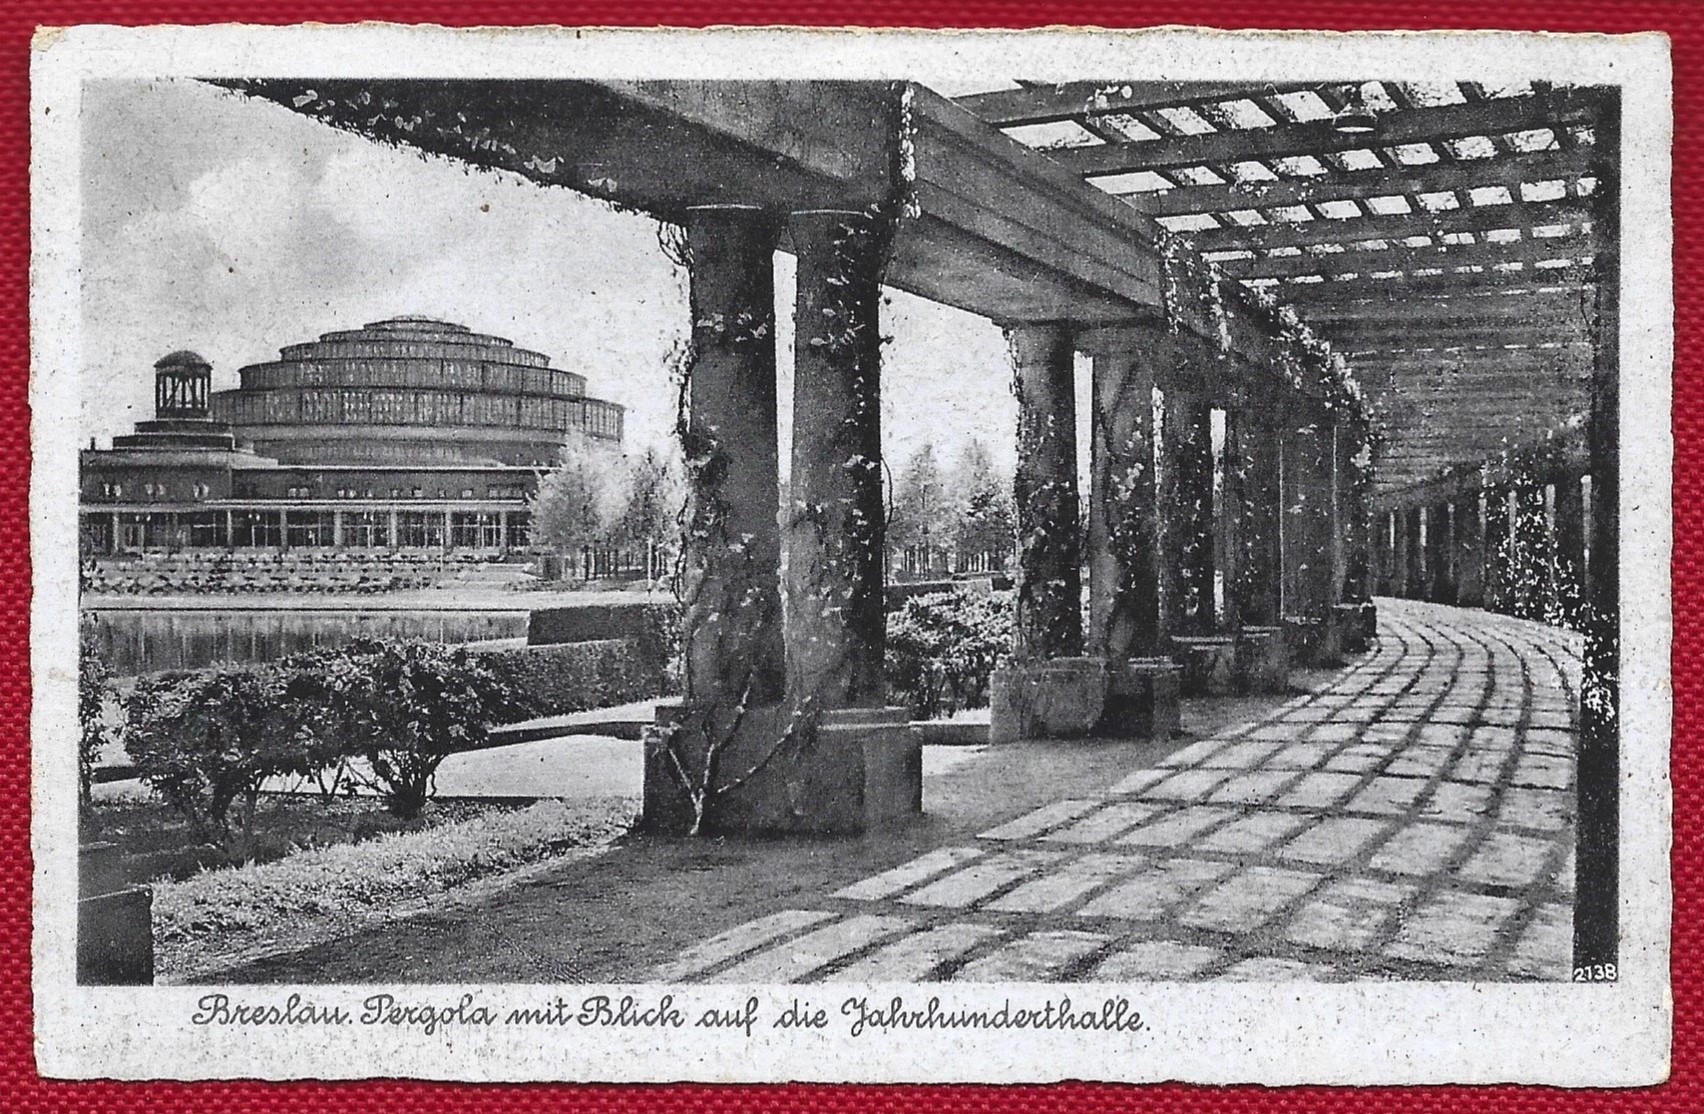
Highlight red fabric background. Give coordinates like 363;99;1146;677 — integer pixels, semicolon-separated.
0;2;1689;1107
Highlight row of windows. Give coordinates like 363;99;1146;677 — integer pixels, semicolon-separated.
94;479;529;503
212;388;623;435
87;510;532;551
318;486;527;500
277;340;549;368
239;359;586;399
96;481;213;500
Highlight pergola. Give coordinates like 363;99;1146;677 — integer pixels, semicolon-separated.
231;75;1619;964
953;79;1604;498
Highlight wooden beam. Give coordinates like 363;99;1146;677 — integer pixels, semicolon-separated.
1346;341;1592;362
1370;372;1591;391
1269;270;1595;303
1297;291;1592;327
1218;233;1595;280
1189;198;1590;253
1141;147;1595;216
1326;324;1590;350
952;80;1323;127
1379;393;1587;411
1055;90;1596;178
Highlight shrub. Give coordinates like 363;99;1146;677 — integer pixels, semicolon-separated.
313;639;526;819
884;588;1014;719
477;639;663;720
124;664;319;857
79;621;114;809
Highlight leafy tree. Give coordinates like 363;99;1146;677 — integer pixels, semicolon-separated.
528;434;627;558
890;443;949;571
950;439;1016;569
614;444;685;575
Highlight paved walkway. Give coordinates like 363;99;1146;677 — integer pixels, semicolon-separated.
656;599;1581;983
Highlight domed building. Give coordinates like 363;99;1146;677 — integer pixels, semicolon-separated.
209;317;621;467
80;317;624;555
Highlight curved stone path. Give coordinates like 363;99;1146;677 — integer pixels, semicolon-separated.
654;599;1581;983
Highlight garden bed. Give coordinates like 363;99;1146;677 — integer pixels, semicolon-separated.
151;794;637;983
81;794;529;890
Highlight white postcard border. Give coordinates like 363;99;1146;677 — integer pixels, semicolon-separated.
29;23;1673;1085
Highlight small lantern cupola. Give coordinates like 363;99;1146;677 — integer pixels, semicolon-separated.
153;350;212;419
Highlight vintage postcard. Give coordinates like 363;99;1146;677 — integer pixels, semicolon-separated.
30;23;1672;1084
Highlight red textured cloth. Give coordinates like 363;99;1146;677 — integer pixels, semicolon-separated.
0;2;1690;1108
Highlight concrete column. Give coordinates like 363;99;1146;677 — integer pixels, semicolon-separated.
1554;471;1586;606
1281;415;1333;618
676;205;786;707
498;509;509;553
1159;387;1215;635
387;508;399;550
1453;488;1486;608
785;209;888;708
1576;88;1621;969
1431;500;1456;603
1227;410;1283;626
1007;321;1082;661
1483;485;1511;611
1402;505;1424;600
1509;471;1551;620
332;509;345;550
646;205;919;838
1326;422;1348;607
1384;509;1402;596
1217;408;1243;630
1085;336;1160;658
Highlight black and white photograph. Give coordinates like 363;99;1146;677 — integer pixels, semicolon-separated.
31;24;1671;1084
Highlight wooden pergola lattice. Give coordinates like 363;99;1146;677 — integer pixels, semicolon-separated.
951;80;1608;495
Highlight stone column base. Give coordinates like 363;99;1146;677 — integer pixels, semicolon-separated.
1234;625;1290;694
1170;635;1237;696
990;656;1180;742
78;887;154;985
1333;601;1378;655
1283;615;1328;666
641;701;921;837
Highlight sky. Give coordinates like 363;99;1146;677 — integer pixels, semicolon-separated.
79;78;1021;476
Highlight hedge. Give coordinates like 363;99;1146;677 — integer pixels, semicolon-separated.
475;638;670;721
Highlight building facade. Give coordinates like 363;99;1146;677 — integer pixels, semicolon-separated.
80;317;624;554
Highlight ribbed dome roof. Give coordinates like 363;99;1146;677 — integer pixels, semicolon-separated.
154;349;210;370
364;316;471;333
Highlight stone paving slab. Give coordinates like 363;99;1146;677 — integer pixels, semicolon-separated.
952;929;1110;981
652;600;1580;984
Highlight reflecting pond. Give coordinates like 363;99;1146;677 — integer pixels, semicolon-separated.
84;607;530;676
